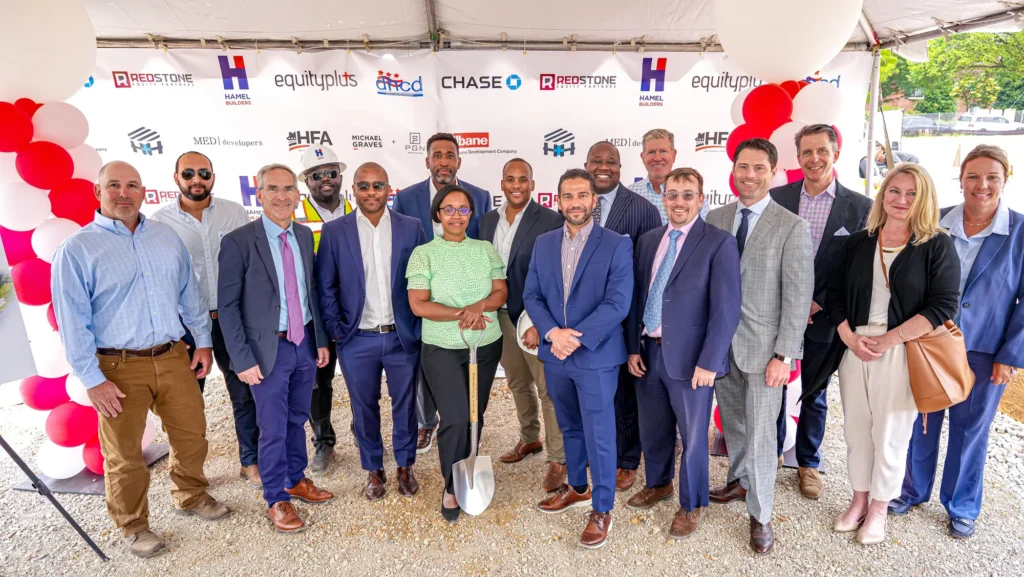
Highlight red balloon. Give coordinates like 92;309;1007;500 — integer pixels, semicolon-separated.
726;123;769;161
0;102;33;153
47;302;58;331
786;169;804;184
713;405;723;433
49;179;99;226
0;225;37;267
788;359;802;383
780;80;801;99
10;257;52;306
742;84;793;132
83;436;104;475
14;98;42;118
19;375;70;411
831;125;843;151
46;401;99;448
16;141;74;190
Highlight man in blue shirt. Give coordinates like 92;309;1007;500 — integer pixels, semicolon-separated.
52;160;231;559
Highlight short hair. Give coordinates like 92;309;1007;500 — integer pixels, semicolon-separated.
426;132;459;155
586;140;618;158
867;163;944;246
353;162;389;182
642;128;675;150
256;163;297;190
733;138;779;169
175;151;213;173
557;168;596;195
793;124;838;151
430;184;475;223
960;144;1010;180
503;157;533;177
665;167;704;195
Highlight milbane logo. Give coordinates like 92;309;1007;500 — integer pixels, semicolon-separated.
543;129;575;157
641;58;666;92
219;55;248;90
128;127;163;155
376;70;424;97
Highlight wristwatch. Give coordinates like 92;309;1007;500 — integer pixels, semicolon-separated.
773;353;793;365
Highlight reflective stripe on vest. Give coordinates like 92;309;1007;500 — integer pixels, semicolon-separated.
295;197;353;253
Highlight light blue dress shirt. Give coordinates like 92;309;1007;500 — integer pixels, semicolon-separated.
261;215;312;332
731;193;773;236
629;177;710;224
596;186;618;227
51;211;212;389
939;200;1011;323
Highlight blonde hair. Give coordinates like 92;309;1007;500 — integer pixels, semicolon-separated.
642;128;675;150
256;163;298;190
960;144;1010;180
867;163;944;246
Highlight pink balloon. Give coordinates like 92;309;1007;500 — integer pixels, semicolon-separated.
19;375;70;411
83;436;104;475
0;225;37;267
786;169;804;184
10;257;51;306
788;359;802;384
45;401;98;448
714;405;723;433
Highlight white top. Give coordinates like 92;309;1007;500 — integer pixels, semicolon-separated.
868;244;902;326
309;198;348;223
492;202;526;309
356;208;395;329
149;196;249;310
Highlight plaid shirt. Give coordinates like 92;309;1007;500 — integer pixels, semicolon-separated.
798;179;837;257
629;177;709;224
561;219;595;305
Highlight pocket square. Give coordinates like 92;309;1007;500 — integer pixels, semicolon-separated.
834;227;850;237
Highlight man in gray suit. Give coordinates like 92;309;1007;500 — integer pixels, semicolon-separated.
705;139;813;555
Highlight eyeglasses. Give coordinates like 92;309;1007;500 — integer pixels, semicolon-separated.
664;191;699;202
355;181;388;191
180;168;212;181
440;206;471;216
309;169;339;181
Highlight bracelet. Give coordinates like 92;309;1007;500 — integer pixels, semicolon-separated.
898;325;908;342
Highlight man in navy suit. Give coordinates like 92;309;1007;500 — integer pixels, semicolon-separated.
524;168;633;549
392;132;492;454
585;141;662;492
219;164;335;534
625;168;741;538
317;162;428;501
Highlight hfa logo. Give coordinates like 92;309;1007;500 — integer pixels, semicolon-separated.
376;70;424;97
219;55;252;106
695;131;729;152
128;127;163;155
543;129;575;157
239;176;260;207
287;131;333;152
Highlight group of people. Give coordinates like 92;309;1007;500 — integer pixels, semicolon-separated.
49;123;1022;558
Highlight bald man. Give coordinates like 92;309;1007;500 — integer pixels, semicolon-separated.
316;162;428;500
52;161;231;559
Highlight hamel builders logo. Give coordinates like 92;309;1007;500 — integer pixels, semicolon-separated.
239;176;262;220
128;127;163;155
288;131;333;152
219;55;252;106
695;131;729;153
639;57;666;107
376;70;424;98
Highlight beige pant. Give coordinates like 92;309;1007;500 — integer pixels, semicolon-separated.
838;325;918;501
497;309;564;463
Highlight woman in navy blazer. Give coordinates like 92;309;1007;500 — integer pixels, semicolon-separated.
894;145;1024;539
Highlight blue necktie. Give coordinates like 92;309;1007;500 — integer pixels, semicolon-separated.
643;230;683;332
736;208;752;257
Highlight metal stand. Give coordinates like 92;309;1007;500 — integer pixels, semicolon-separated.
14;443;169;495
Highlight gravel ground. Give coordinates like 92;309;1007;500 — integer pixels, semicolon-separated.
1;375;1022;577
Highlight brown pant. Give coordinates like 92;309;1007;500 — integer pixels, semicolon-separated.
96;341;210;537
497;309;564;463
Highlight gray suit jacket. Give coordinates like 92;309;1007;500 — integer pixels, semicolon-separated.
705;199;814;374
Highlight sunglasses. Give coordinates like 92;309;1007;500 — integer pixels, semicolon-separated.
180;168;212;181
309;169;339;181
664;191;699;202
440;206;471;216
355;181;388;191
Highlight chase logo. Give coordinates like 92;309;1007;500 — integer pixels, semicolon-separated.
506;74;522;90
543;128;575;157
128;127;163;155
376;70;424;97
239;176;260;207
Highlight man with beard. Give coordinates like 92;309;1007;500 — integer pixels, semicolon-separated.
584;141;661;492
393;132;492;454
628;129;710;222
151;152;260;488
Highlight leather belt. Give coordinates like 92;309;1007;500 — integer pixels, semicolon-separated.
97;342;174;358
358;324;396;334
209;311;219;320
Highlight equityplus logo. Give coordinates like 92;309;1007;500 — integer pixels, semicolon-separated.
691;72;764;93
113;71;194;88
128;127;163;155
695;131;730;152
275;71;357;91
543;129;575;157
219;55;252;106
376;70;424;97
288;131;333;152
441;74;522;90
639;57;666;107
539;74;617;90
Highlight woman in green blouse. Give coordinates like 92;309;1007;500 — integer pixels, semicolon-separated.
406;185;508;523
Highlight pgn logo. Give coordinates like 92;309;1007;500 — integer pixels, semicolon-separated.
543;128;575;157
376;71;424;97
641;58;667;92
239;176;260;207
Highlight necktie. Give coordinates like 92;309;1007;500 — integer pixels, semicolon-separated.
736;208;752;257
643;230;683;332
279;231;305;346
592;195;604;226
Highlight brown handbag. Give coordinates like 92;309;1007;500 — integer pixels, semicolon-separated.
877;235;975;433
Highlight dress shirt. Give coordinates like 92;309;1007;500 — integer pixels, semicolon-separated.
51;211;212;389
644;218;698;338
560;219;595;305
150;196;249;310
731;193;773;237
940;200;1011;323
308;198;348;223
356;208;395;329
595;186;618;227
261;215;312;332
429;178;461;237
493;203;527;309
629;177;710;223
798;179;837;257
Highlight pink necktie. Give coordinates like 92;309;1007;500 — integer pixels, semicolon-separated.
279;231;305;346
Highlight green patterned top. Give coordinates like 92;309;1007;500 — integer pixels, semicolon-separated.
406;237;506;349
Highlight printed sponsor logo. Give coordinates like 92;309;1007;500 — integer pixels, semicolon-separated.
352;134;383;149
607;137;644;148
219;55;252;106
639;57;666;107
144;189;178;205
536;192;556;209
543;128;575;157
695;131;730;152
112;71;194;88
805;71;841;87
405;132;425;154
239;176;263;220
287;131;333;152
539;74;617;90
193;136;263;147
274;71;357;91
691;72;764;93
454;132;490;148
440;74;522;90
83;76;94;88
128;127;163;155
376;70;424;97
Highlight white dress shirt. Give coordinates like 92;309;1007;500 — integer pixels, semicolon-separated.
731;193;773;237
492;202;527;309
356;208;395;329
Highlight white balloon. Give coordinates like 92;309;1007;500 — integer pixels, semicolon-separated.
731;87;755;126
29;330;71;379
68;145;102;181
0;182;51;231
792;82;844;125
770;170;789;189
36;439;86;479
65;374;91;406
0;153;20;183
29;408;51;433
770;121;806;171
0;0;97;103
31;218;80;263
142;413;158;450
32;103;89;150
714;0;863;83
782;416;798;453
20;303;54;343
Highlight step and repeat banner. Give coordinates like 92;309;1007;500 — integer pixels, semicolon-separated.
69;49;871;218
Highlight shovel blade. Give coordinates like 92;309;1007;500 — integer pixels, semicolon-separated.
452;456;494;516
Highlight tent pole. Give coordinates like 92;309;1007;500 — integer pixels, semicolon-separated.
425;0;440;52
864;48;882;196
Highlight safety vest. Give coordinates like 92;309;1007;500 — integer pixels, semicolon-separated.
295;197;353;252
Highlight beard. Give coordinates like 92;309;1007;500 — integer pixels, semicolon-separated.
181;185;210;202
432;168;455;185
564;207;592;226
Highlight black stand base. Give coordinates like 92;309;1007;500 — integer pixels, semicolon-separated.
13;443;170;495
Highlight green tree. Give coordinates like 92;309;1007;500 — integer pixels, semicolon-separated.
914;87;957;114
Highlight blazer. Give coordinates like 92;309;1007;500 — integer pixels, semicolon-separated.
705;199;814;373
771;179;874;343
480;201;564;324
392;178;492;240
602;183;663;252
522;224;633;369
316;209;428;354
940;206;1024;367
626;218;742;380
218;219;328;376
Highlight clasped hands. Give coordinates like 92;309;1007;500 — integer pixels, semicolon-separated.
457;301;492;331
549;327;583;360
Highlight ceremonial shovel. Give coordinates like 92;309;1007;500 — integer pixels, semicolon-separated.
453;327;495;515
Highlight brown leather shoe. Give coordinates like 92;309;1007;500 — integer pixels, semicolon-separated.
122;529;168;558
537;483;592;514
416;428;435;454
542;462;567;493
268;501;305;534
365;469;387;501
580;511;613;549
615;468;638;491
174;496;231;520
749;516;774;555
498;439;544;463
239;464;262;488
626;483;674;511
798;467;823;499
669;508;702;539
285;478;335;504
709;479;747;504
397;466;419;497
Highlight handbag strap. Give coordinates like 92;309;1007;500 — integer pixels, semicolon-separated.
877;234;890;290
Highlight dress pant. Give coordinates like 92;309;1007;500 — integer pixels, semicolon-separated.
775;337;844;467
637;338;715;512
546;360;619;513
337;331;418;471
308;340;338;450
96;341;210;537
416;368;440;430
250;325;318;507
497;309;564;463
420;339;503;494
615;365;642;470
902;352;1005;520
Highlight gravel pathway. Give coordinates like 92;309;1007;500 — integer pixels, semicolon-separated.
1;376;1022;576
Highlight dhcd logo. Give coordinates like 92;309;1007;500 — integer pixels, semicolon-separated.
543;129;575;157
641;58;667;92
128;127;163;155
376;70;424;97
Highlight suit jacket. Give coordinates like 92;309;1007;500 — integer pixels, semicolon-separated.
218;219;328;376
480;201;564;324
316;209;428;354
523;224;633;369
627;217;742;380
705;199;814;373
602;183;663;252
770;179;873;343
392;178;492;240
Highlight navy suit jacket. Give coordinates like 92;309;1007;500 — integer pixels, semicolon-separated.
315;210;428;354
627;217;742;380
392;178;492;239
523;224;633;369
218;219;328;376
602;183;663;252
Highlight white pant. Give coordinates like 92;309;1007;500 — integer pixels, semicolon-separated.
838;325;919;501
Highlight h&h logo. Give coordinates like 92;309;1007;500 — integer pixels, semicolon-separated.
543;129;575;157
128;127;163;155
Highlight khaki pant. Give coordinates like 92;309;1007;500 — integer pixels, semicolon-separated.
96;341;210;537
497;309;564;463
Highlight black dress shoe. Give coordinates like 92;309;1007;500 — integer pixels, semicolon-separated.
310;445;333;473
441;492;460;524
